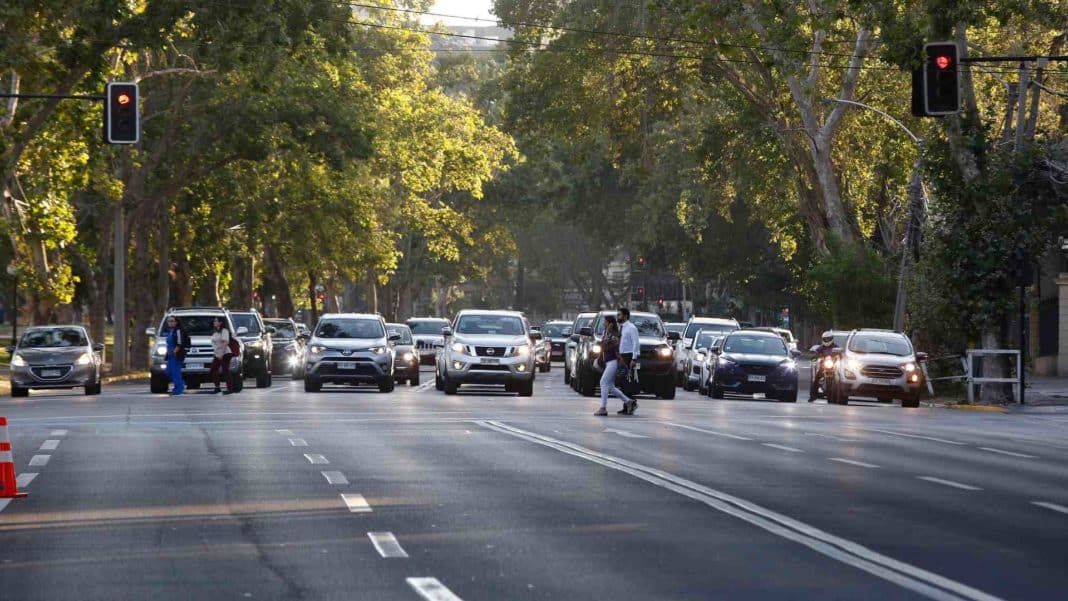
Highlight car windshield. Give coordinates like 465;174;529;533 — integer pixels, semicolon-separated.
723;334;788;356
848;333;913;356
455;315;525;336
597;315;664;337
231;313;261;334
573;316;594;332
386;325;413;344
20;328;88;348
265;321;296;338
685;322;737;339
316;319;385;339
161;315;222;337
542;323;568;337
665;324;685;335
408;320;449;335
694;332;721;350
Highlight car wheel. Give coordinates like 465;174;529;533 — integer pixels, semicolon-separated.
10;386;29;398
85;382;101;396
710;379;724;399
256;367;271;388
444;378;459;395
435;368;444;391
150;374;168;394
579;365;596;397
517;379;534;397
563;364;571;385
303;376;321;393
187;379;202;390
410;372;421;386
877;397;893;403
683;378;695;392
902;393;920;408
378;378;395;393
231;376;245;393
657;376;676;399
779;390;798;403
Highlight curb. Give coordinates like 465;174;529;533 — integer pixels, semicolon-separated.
944;404;1009;414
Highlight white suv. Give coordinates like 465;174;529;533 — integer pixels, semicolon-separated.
677;317;740;383
436;310;537;396
830;329;926;408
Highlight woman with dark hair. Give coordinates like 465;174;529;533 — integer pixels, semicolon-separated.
209;316;235;395
594;314;633;416
164;315;189;396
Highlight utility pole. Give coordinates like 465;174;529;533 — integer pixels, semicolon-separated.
112;205;126;375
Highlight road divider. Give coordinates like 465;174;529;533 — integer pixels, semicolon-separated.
477;420;1004;601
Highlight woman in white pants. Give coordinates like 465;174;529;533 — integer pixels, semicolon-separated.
594;315;633;416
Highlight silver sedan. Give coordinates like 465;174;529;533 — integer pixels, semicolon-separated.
8;326;103;397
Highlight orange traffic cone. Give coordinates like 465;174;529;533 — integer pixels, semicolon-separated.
0;417;28;499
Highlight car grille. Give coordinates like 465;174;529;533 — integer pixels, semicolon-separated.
639;345;661;360
475;347;507;357
739;364;775;375
31;365;73;379
188;347;214;356
551;342;564;350
416;340;439;350
471;364;509;371
861;365;903;378
322;357;373;363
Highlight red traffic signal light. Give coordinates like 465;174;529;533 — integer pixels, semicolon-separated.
637;256;645;266
636;287;645;297
657;298;665;307
935;55;952;70
317;293;326;301
915;42;959;116
105;82;139;144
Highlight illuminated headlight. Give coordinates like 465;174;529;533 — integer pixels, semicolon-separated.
909;373;920;383
75;352;93;366
846;358;863;372
696;353;707;362
402;352;415;362
155;345;167;356
904;362;917;373
453;361;463;370
517;364;527;372
590;343;603;356
658;346;672;358
451;342;465;353
513;344;530;358
822;356;835;369
10;353;27;367
368;347;386;355
781;359;797;371
309;345;326;355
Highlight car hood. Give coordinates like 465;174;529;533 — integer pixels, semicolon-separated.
412;334;444;341
311;338;389;351
394;343;415;353
189;335;218;347
15;347;89;363
847;352;912;366
453;334;530;347
639;336;669;346
722;352;791;366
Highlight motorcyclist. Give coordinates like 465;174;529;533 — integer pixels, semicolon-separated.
808;331;838;402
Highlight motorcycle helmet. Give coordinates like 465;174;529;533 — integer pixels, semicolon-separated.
820;331;835;347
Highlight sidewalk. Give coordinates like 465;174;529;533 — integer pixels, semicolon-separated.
1024;376;1068;406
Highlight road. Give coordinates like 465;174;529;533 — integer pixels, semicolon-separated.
1;364;1066;600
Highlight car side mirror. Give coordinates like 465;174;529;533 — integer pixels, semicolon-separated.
790;349;801;359
684;341;693;350
570;334;580;342
388;333;402;342
145;327;157;337
298;333;311;341
266;326;276;335
93;343;105;352
667;331;681;342
695;346;707;353
442;327;452;337
236;326;249;335
530;331;543;341
563;328;572;337
916;352;928;362
579;327;592;337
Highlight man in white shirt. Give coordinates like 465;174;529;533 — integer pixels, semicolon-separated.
617;307;640;415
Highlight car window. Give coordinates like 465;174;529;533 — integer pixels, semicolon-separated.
231;313;262;334
386;325;413;344
161;315;221;337
695;332;720;349
407;320;449;335
316;319;385;339
599;315;664;337
455;315;524;336
265;321;296;338
542;323;568;337
665;324;685;335
573;316;593;332
20;328;88;348
848;333;912;356
685;321;736;339
723;334;787;356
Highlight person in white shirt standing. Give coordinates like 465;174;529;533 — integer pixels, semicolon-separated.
617;307;640;415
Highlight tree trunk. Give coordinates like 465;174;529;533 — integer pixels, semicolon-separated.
157;207;171;313
229;255;253;309
308;271;319;324
263;244;294;317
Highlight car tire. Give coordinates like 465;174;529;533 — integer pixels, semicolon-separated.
683;378;695;392
657;376;676;399
85;381;101;396
444;378;459;395
779;390;798;403
303;376;321;393
150;374;168;394
435;368;444;391
378;378;395;393
256;367;271;388
579;365;596;397
902;393;920;408
231;375;245;393
710;381;724;399
10;386;29;398
563;364;571;385
410;372;421;386
518;379;534;397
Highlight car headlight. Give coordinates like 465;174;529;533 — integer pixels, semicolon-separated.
155;345;167;356
696;352;707;362
658;346;672;358
402;352;414;362
451;342;465;353
904;362;917;373
590;343;602;356
309;345;326;355
513;344;530;358
846;358;863;372
10;353;27;367
76;352;93;365
781;359;797;371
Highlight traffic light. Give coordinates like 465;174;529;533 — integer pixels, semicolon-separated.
637;255;645;267
657;298;665;308
105;82;139;144
631;286;645;303
913;42;959;116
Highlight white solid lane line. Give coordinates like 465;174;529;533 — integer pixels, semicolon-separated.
917;476;983;491
304;454;329;464
829;457;880;469
28;455;50;467
762;443;804;453
39;439;60;451
1031;501;1068;516
15;473;38;488
321;471;349;485
603;428;648;439
978;447;1036;459
275;429;294;435
367;532;409;558
288;438;308;447
861;428;965;446
0;499;10;513
477;420;1003;601
50;429;68;436
407;578;463;601
664;422;753;441
341;493;372;513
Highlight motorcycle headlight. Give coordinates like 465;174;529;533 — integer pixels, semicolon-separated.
658;346;672;358
155;345;168;357
904;362;917;373
75;352;93;366
10;353;27;367
822;356;835;369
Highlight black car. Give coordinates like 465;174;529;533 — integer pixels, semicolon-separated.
574;311;679;399
707;330;800;402
265;318;305;379
540;320;572;363
386;323;420;386
230;310;273;388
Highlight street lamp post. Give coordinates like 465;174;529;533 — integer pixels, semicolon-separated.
6;264;16;346
823;98;926;332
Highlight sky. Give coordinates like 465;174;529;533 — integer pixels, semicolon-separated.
421;0;496;26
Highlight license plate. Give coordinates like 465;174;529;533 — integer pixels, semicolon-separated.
748;375;767;383
41;369;61;378
871;378;893;386
753;392;766;399
481;357;500;365
337;362;356;370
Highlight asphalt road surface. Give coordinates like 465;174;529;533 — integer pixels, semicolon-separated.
1;364;1066;600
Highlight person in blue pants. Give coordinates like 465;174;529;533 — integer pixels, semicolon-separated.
165;315;188;396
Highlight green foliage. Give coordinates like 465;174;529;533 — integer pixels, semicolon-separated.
800;237;896;329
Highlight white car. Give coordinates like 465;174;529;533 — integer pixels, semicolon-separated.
677;317;740;383
682;330;724;392
406;317;450;365
436;310;537;396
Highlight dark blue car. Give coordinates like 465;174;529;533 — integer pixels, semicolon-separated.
707;330;799;402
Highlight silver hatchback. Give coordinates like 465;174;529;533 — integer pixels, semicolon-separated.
8;326;103;397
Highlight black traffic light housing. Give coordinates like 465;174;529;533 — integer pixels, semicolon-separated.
105;82;139;144
912;42;959;116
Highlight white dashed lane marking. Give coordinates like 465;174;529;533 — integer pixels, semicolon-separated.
665;422;753;441
918;476;982;491
288;438;308;447
1031;501;1068;516
50;430;68;436
39;439;60;451
862;428;965;446
762;443;804;453
15;473;38;488
28;455;50;467
275;429;294;436
829;457;880;469
978;447;1036;459
304;454;329;464
368;532;409;558
321;471;349;485
341;494;372;513
407;577;463;601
